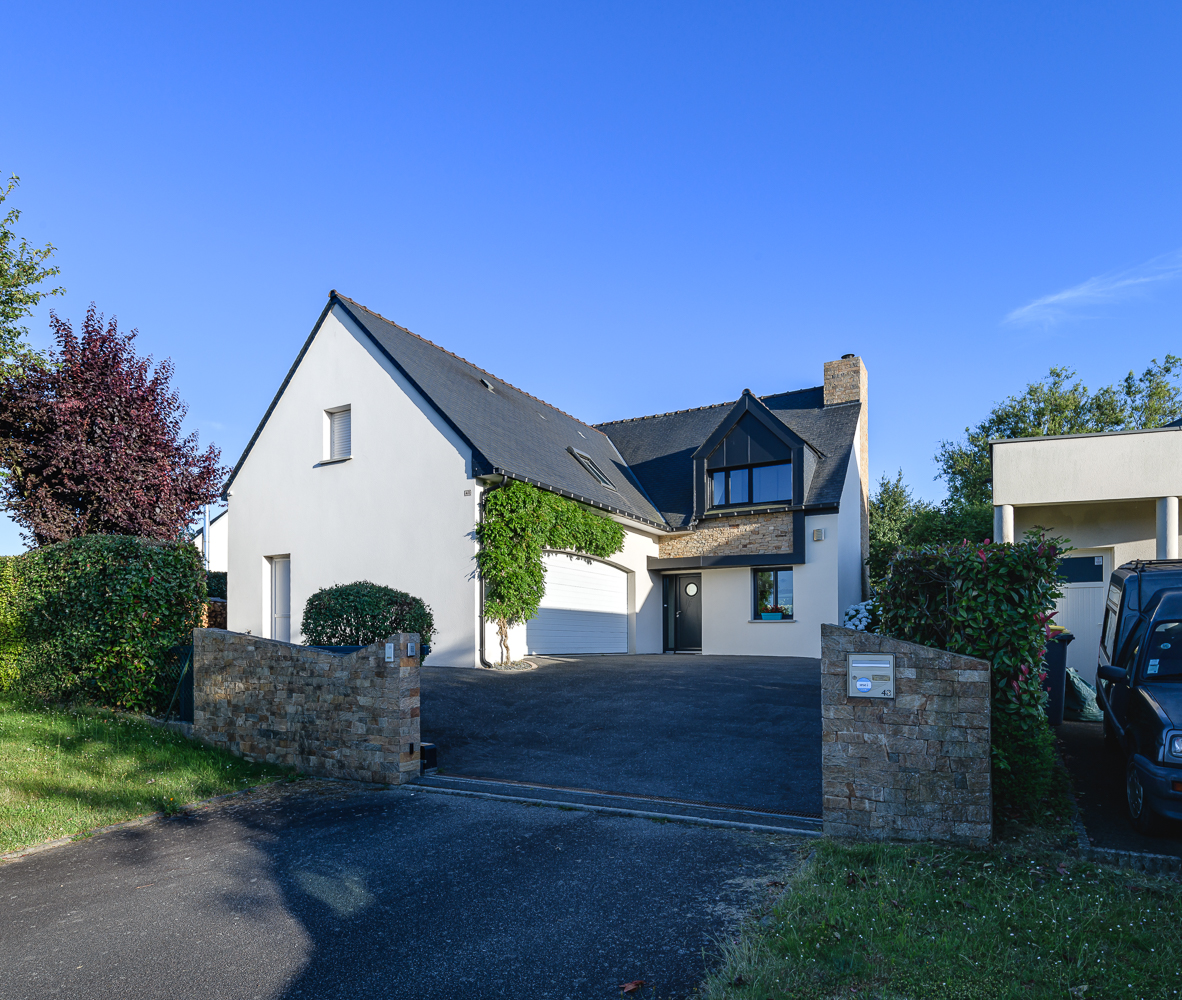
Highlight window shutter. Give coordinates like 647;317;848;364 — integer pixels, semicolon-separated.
330;409;351;459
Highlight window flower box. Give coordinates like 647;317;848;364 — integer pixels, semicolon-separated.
760;611;783;620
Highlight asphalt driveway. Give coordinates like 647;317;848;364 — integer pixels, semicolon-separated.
1057;720;1182;857
1;782;805;1000
420;654;821;817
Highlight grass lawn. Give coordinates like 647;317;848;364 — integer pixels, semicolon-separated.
703;839;1182;1000
0;697;292;854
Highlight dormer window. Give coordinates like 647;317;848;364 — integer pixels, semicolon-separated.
710;461;792;508
568;447;616;490
693;394;811;520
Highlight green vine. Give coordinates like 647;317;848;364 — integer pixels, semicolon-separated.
476;480;625;664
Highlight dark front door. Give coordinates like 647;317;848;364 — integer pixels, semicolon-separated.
675;574;702;651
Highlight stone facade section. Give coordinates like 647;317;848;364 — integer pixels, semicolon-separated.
659;511;793;559
192;629;420;785
821;623;991;848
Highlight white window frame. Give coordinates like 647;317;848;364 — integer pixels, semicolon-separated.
322;404;352;463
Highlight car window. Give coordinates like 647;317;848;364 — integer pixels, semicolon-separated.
1142;620;1182;681
1116;619;1146;675
1101;606;1117;658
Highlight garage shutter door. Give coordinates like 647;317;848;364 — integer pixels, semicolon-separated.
525;553;628;654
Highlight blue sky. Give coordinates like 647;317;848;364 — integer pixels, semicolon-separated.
3;2;1182;553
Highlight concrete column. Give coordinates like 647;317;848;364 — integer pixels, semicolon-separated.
1156;496;1179;559
994;504;1014;544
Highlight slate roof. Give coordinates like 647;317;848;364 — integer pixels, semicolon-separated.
332;295;668;527
227;293;861;533
597;388;861;529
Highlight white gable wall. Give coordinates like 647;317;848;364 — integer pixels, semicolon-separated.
836;423;866;619
227;305;479;666
194;510;229;573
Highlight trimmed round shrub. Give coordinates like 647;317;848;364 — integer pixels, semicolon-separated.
301;581;435;647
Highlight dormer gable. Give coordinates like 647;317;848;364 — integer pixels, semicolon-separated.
690;390;823;520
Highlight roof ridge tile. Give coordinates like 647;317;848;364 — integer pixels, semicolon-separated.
596;383;826;427
596;400;736;426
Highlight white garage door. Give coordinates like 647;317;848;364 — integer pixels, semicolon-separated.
525;553;628;654
1055;583;1106;675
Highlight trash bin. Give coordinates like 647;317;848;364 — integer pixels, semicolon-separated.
1042;631;1074;726
420;743;438;775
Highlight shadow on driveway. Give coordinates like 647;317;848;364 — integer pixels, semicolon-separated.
421;654;821;815
1;782;806;1000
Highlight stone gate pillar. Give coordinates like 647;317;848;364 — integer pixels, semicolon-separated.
820;623;992;847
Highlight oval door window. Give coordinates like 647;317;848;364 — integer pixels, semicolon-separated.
685;583;698;596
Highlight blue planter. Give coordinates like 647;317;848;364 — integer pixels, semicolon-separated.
760;612;783;620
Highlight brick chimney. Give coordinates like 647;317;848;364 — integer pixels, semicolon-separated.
823;354;868;407
824;354;870;596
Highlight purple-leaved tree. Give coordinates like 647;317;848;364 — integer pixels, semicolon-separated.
0;304;226;545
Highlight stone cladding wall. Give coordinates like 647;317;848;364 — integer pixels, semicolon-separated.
823;356;867;407
192;629;420;785
659;511;793;559
821;624;991;847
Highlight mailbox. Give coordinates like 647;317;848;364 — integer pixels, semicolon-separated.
847;652;895;699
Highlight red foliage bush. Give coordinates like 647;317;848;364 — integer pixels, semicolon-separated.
0;304;225;544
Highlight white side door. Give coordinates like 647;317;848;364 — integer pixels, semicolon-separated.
526;553;628;654
269;556;291;642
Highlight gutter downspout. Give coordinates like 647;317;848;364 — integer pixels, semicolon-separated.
477;479;504;668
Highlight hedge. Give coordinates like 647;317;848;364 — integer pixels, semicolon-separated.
876;532;1067;823
0;535;206;711
301;581;435;648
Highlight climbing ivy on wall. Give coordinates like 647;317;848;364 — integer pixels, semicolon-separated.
475;480;625;665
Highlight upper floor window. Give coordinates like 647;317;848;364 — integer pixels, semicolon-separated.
710;461;791;507
326;405;351;460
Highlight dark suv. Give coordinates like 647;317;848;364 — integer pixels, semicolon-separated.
1095;560;1182;832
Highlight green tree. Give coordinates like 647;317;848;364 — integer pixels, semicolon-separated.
936;359;1182;504
475;480;624;665
867;471;992;587
0;176;64;377
868;471;931;584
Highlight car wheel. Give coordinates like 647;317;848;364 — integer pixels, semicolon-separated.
1126;759;1160;835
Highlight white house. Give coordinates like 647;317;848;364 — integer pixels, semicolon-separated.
221;292;870;666
193;508;228;573
991;424;1182;676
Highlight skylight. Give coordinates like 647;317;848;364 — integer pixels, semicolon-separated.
567;447;616;490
